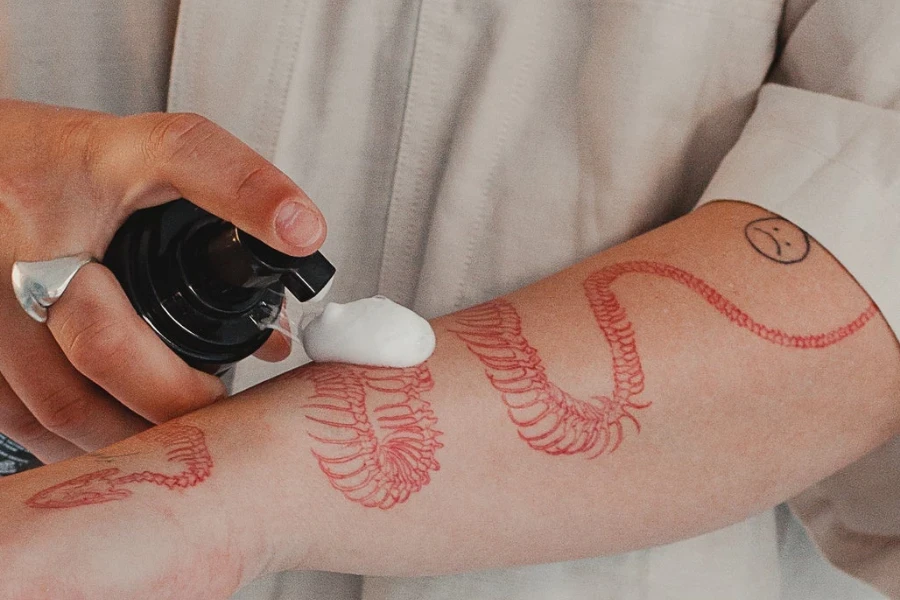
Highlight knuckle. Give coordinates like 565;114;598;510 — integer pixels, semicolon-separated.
70;322;132;382
54;115;103;170
34;387;91;435
233;163;281;201
1;409;55;450
143;112;219;164
57;297;133;379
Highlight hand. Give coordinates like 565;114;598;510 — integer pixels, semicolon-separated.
0;100;326;462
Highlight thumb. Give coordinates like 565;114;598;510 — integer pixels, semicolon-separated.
99;112;326;257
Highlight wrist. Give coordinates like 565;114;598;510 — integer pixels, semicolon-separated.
0;418;274;598
170;404;314;579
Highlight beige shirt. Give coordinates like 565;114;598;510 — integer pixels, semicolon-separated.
0;1;178;114
2;1;899;599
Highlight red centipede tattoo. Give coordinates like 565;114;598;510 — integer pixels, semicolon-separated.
451;260;877;458
293;364;443;509
26;424;211;509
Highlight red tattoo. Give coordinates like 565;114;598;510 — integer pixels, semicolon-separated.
452;261;877;457
294;365;442;509
26;424;212;509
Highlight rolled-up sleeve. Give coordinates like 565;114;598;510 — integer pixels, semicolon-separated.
699;85;900;336
696;1;900;596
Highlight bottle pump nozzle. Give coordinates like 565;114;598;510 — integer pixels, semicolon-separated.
201;223;334;303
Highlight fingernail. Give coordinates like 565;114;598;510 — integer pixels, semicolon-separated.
275;201;325;252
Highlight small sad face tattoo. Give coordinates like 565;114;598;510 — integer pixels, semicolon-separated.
744;217;810;264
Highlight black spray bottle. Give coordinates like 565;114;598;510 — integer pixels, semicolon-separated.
0;199;335;475
103;199;335;373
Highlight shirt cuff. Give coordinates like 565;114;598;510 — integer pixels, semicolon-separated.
697;82;900;340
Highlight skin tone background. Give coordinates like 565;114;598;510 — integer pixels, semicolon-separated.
0;201;898;599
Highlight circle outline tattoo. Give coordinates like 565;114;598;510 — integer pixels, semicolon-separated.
744;217;810;264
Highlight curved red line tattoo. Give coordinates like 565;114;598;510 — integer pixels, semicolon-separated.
26;424;212;509
451;260;877;458
294;364;443;509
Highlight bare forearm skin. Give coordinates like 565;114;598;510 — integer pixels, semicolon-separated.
6;201;900;583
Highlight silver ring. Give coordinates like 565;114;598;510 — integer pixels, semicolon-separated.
11;254;97;323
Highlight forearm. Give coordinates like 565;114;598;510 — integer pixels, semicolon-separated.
7;201;899;582
257;200;900;573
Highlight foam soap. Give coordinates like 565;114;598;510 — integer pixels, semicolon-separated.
302;296;436;367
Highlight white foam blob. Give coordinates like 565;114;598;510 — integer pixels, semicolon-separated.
301;296;435;367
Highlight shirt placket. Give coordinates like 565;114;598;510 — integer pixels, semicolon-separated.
376;0;453;307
